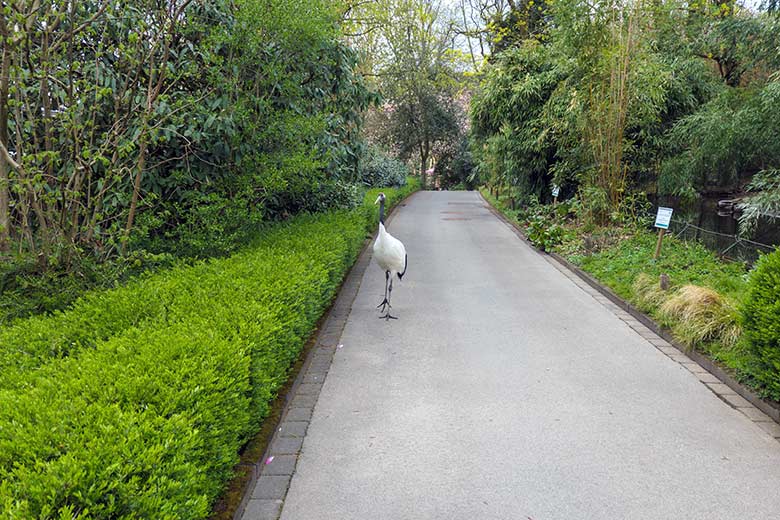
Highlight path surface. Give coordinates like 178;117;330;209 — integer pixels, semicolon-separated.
277;191;780;519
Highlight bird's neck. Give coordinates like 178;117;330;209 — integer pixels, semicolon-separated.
378;200;385;225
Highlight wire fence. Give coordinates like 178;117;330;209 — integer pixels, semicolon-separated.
660;216;777;265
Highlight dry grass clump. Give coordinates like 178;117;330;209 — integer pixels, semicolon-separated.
631;274;741;350
659;285;741;349
632;273;667;311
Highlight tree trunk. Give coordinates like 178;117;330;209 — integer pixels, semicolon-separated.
0;22;11;252
123;134;147;253
420;147;429;191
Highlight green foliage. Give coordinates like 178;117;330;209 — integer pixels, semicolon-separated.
482;189;571;251
470;0;780;224
741;249;780;400
0;250;175;324
0;182;418;517
357;0;465;188
573;231;747;301
739;168;780;234
0;0;376;261
613;191;653;228
660;78;780;197
688;12;780;87
0;0;381;322
360;147;410;188
436;135;477;190
486;0;549;52
136;191;267;260
526;215;565;251
305;181;365;214
471;41;570;201
0;325;250;519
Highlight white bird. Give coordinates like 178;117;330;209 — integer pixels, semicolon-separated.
373;192;407;320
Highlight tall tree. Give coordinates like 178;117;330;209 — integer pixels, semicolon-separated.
349;0;464;189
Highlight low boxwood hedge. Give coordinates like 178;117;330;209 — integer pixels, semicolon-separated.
0;182;417;519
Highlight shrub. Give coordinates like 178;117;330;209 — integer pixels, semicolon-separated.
303;180;363;213
0;249;175;324
360;147;410;188
436;135;476;190
137;191;266;259
0;325;251;519
0;182;418;518
0;254;106;324
741;248;780;400
516;197;566;251
526;215;564;251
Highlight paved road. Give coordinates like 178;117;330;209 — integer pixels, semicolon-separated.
279;191;780;520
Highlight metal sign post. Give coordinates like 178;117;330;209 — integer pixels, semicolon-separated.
551;184;560;205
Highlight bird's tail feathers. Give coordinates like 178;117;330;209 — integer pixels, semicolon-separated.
398;253;407;280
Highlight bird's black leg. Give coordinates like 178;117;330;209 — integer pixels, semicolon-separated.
377;271;391;312
379;277;398;320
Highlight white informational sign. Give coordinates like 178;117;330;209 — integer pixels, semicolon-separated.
654;207;673;230
551;184;560;198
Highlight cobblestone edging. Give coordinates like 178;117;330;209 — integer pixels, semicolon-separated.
236;196;415;520
479;192;780;443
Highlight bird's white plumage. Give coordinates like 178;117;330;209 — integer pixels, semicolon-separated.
373;222;406;275
373;192;406;320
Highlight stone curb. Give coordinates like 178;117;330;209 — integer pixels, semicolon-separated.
478;191;780;441
236;192;419;520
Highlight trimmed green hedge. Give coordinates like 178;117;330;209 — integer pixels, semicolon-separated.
742;248;780;401
0;181;417;519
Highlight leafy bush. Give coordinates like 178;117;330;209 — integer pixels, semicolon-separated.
436;135;476;190
0;325;251;519
741;248;780;400
0;249;176;325
0;183;418;518
0;0;376;261
137;191;267;260
513;196;567;251
303;180;364;213
526;215;565;251
360;147;410;188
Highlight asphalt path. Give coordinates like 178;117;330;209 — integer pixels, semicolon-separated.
279;191;780;520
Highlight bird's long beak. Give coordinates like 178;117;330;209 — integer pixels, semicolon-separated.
374;195;382;205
